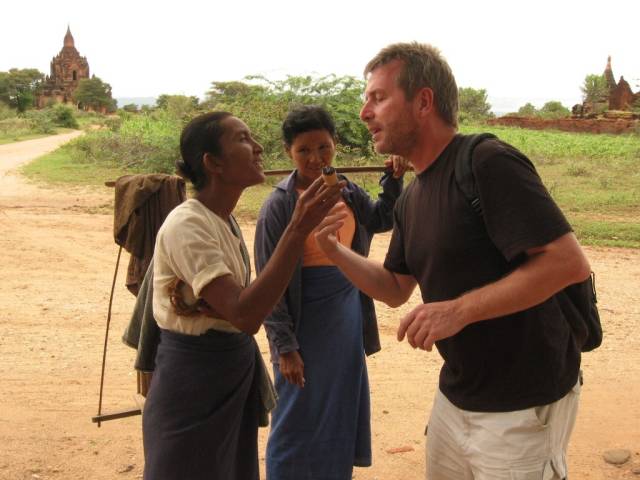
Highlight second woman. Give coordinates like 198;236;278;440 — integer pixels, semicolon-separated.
254;105;407;479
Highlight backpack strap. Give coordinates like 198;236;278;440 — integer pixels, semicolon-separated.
454;133;497;216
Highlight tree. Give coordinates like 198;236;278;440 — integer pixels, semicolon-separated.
73;76;116;112
581;74;608;104
458;87;493;123
122;103;139;113
516;103;538;117
0;68;44;112
204;75;371;164
155;94;199;118
538;101;570;119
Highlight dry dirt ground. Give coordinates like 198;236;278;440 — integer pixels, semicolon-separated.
0;133;638;480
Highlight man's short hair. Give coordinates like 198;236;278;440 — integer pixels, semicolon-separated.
364;42;459;128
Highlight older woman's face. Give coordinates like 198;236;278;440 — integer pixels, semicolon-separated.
215;116;265;188
287;129;336;189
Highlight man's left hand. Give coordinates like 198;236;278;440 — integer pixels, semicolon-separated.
397;300;467;351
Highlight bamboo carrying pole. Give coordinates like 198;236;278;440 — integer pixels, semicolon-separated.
104;165;410;187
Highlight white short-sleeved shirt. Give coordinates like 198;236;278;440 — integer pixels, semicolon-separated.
153;198;249;335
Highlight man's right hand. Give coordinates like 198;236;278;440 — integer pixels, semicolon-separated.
289;176;346;237
313;205;348;257
279;350;305;388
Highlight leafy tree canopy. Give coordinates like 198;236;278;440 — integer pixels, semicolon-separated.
155;94;199;119
458;87;494;123
538;101;570;119
0;68;44;112
516;102;538;117
122;103;139;113
203;75;371;165
581;74;609;104
73;76;116;112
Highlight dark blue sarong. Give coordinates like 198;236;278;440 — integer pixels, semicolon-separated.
143;329;260;480
266;266;371;480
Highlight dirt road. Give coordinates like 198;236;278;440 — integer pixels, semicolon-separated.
0;133;638;479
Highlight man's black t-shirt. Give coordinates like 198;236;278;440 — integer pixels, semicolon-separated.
384;134;581;412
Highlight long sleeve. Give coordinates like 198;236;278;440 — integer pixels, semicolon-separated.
254;193;300;356
350;171;403;235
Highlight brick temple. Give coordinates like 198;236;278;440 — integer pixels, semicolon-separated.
603;56;639;111
36;26;90;108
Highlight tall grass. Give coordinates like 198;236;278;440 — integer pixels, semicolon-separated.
59;110;183;174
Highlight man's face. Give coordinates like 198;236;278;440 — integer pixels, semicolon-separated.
360;60;419;156
216;116;265;188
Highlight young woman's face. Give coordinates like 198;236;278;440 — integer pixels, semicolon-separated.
287;129;336;189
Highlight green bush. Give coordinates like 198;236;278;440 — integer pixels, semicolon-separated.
62;109;183;173
50;104;79;128
0;117;31;137
0;102;17;120
538;101;571;119
23;109;55;134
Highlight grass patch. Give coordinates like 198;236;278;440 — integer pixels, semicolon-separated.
21;146;129;186
0;132;54;145
570;218;640;248
0;128;76;145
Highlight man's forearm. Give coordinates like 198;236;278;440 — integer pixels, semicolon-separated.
326;243;414;307
457;233;591;326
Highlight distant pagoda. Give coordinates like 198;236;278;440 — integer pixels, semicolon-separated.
36;26;90;108
603;56;639;111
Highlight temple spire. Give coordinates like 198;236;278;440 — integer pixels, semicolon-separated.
64;25;75;48
604;55;616;90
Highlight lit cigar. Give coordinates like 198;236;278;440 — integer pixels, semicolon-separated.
322;166;338;186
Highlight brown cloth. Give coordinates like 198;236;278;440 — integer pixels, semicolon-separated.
114;174;186;295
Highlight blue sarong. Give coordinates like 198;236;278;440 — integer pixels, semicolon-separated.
266;266;371;480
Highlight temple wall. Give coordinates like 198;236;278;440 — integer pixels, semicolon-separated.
487;116;639;135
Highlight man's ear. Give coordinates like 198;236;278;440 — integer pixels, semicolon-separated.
203;152;224;175
415;87;435;117
284;143;293;159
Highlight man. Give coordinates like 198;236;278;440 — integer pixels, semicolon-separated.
315;42;591;479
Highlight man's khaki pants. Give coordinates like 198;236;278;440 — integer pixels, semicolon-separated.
426;379;581;479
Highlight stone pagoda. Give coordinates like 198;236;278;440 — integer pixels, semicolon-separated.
36;26;90;108
604;56;639;111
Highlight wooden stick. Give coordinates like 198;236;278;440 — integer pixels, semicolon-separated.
105;165;412;186
262;165;393;176
91;408;141;423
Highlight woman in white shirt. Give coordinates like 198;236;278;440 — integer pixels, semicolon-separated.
142;111;344;480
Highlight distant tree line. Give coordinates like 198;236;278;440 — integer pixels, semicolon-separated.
512;101;571;119
132;76;496;166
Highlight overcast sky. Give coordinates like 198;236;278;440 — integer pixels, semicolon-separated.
2;0;638;113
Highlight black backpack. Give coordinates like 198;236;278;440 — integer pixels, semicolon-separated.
454;133;603;352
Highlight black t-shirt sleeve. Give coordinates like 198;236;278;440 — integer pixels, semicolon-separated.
383;198;412;275
473;140;572;261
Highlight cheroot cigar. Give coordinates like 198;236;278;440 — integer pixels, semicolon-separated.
322;166;338;186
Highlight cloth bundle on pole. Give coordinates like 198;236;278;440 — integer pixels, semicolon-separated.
95;174;186;425
113;174;187;295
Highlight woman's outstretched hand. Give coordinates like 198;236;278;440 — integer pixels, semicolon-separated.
289;176;346;237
